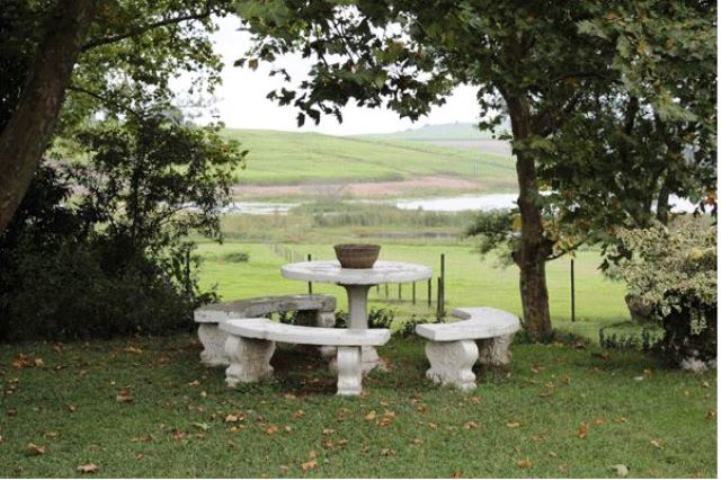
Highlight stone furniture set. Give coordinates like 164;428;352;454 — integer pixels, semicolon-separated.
194;260;521;396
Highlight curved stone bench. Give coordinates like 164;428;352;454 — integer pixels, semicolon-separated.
220;318;390;396
194;294;336;367
415;307;521;391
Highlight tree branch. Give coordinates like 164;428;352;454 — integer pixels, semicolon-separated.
81;7;212;51
67;85;143;119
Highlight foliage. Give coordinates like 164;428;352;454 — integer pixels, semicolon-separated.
222;251;250;263
606;216;717;362
0;112;242;340
598;322;663;352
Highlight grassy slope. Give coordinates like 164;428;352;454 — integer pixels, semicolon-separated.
222;129;516;189
0;335;715;477
195;241;628;341
358;122;495;141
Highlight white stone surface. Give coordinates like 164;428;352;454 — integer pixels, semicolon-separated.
194;294;336;324
477;335;514;366
224;335;275;387
281;260;432;285
198;324;230;367
415;307;520;341
220;318;390;346
221;318;391;396
336;347;363;396
416;307;521;390
281;260;430;373
425;340;478;391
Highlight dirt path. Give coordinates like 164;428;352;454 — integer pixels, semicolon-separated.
233;175;483;199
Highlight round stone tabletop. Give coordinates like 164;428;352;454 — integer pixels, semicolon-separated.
281;260;432;285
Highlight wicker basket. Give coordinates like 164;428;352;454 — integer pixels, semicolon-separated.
334;244;381;269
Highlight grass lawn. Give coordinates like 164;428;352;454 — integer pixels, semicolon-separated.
195;241;628;342
222;129;516;189
0;334;715;477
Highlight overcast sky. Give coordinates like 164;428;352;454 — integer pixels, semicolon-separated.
177;16;480;136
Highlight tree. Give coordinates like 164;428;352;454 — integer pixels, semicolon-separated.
0;0;234;234
236;0;625;339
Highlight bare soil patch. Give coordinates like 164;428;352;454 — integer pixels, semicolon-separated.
233;175;483;199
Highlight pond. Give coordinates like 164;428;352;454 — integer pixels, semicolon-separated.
220;193;697;215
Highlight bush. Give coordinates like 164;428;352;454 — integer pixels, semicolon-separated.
607;216;717;365
0;241;198;341
598;322;663;352
222;251;250;263
0;112;241;341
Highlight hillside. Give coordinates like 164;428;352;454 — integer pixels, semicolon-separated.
359;122;494;141
222;129;516;192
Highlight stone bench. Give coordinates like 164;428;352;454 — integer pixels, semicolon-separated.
415;307;521;391
220;318;390;396
193;294;336;367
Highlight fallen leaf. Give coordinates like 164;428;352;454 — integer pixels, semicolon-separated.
701;381;710;389
170;429;186;441
611;464;629;477
284;425;292;433
116;388;133;403
77;463;99;474
506;421;521;429
364;410;376;421
292;410;305;419
380;447;396;456
592;417;605;426
650;439;662;449
577;422;589;439
322;428;335;435
66;404;77;413
25;443;45;456
412;438;423;445
517;458;532;469
284;393;297;400
187;380;200;387
265;425;279;435
451;471;463;478
463;421;479;430
428;422;438;429
300;459;317;471
124;346;143;354
225;413;245;423
192;422;209;431
33;358;45;368
706;409;716;420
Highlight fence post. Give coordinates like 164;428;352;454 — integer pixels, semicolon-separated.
436;276;444;321
571;258;576;322
307;254;313;295
412;282;416;305
385;284;389;299
427;278;432;307
398;283;402;301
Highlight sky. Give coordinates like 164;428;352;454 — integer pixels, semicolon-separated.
177;16;480;136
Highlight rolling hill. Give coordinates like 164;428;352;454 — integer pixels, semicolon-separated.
222;129;516;192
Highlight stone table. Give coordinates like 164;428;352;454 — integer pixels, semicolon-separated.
281;260;432;371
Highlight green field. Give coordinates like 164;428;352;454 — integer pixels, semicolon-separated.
195;240;627;342
222;129;516;188
1;334;715;477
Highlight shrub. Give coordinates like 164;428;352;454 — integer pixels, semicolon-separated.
222;251;250;263
606;216;716;365
0;112;241;341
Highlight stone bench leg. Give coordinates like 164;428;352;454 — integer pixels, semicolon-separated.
198;323;229;367
224;336;276;387
336;346;363;396
424;340;478;391
477;334;514;366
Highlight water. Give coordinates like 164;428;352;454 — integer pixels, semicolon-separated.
220;193;697;215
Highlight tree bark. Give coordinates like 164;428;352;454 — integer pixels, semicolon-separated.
0;0;95;234
506;95;554;340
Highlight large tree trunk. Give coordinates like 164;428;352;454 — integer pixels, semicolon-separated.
507;96;553;340
0;0;95;234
